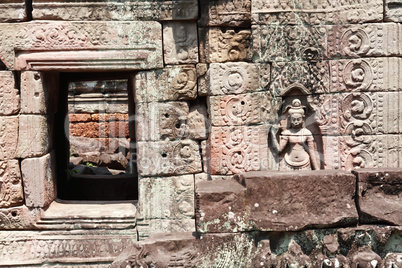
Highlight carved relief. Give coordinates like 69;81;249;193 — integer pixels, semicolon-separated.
330;58;402;93
252;25;326;63
270;99;320;170
137;219;196;240
327;24;402;58
0;206;37;229
314;235;350;268
137;140;202;176
383;253;402;268
351;246;382;268
199;0;251;26
0;117;18;160
200;28;251;63
252;0;383;25
209;125;269;175
271;61;329;96
0;72;19;116
209;92;277;126
277;240;311;268
135;65;197;103
32;0;198;21
0;232;137;265
163;22;198;64
0;160;23;208
0;1;26;22
252;240;277;268
138;175;194;220
207;63;270;95
0;21;163;70
385;0;402;22
136;102;207;141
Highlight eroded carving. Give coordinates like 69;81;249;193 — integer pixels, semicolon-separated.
270;99;320;170
209;125;269;175
0;160;23;208
163;22;198;64
277;240;311;268
0;72;19;116
201;28;251;63
199;0;251;26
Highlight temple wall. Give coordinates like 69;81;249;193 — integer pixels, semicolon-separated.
0;0;400;267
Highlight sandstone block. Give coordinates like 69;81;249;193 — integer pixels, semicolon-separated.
163;22;198;65
0;0;26;22
209;125;271;175
0;116;18;160
252;25;327;63
327;23;402;58
207;62;270;96
252;0;382;24
199;27;251;63
0;21;163;71
137;140;202;176
196;63;209;96
270;61;330;95
0;206;37;229
136;102;206;141
21;153;55;208
353;169;402;225
137;219;196;240
20;71;49;114
17;115;49;158
0;72;19;115
0;160;23;208
68;113;92;122
196;170;358;233
198;0;251;27
32;0;198;21
135;65;197;103
138;175;194;220
385;0;402;22
209;92;276;126
329;58;402;93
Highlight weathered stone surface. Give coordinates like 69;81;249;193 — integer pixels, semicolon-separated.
200;27;251;63
0;230;137;266
137;219;196;240
137;140;202;176
0;72;19;115
163;22;198;65
0;0;26;22
135;65;197;103
270;61;330;95
196;170;358;232
136;102;206;141
252;0;383;24
32;0;198;21
0;206;38;229
196;63;209;96
207;62;270;96
0;21;163;71
20;71;59;114
329;58;402;93
0;160;23;208
385;0;402;22
353;169;402;225
253;25;327;63
0;116;18;160
209;92;276;126
209;125;271;175
17;115;49;158
113;226;402;268
327;23;402;58
70;122;109;138
138;175;194;220
21;153;56;208
199;0;251;27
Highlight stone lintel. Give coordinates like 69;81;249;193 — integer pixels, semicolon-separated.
196;170;358;233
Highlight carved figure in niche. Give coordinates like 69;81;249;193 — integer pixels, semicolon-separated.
314;235;350;268
351;246;382;268
270;99;320;170
252;240;277;268
277;240;311;268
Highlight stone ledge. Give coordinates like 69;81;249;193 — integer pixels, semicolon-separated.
353;168;402;226
196;170;358;233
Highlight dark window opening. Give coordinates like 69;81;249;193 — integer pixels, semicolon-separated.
55;72;138;201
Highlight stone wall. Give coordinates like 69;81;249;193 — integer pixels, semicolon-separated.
0;0;401;267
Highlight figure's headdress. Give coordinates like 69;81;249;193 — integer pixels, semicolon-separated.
287;99;305;116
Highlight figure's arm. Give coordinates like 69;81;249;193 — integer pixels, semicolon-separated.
270;126;287;154
307;135;320;170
